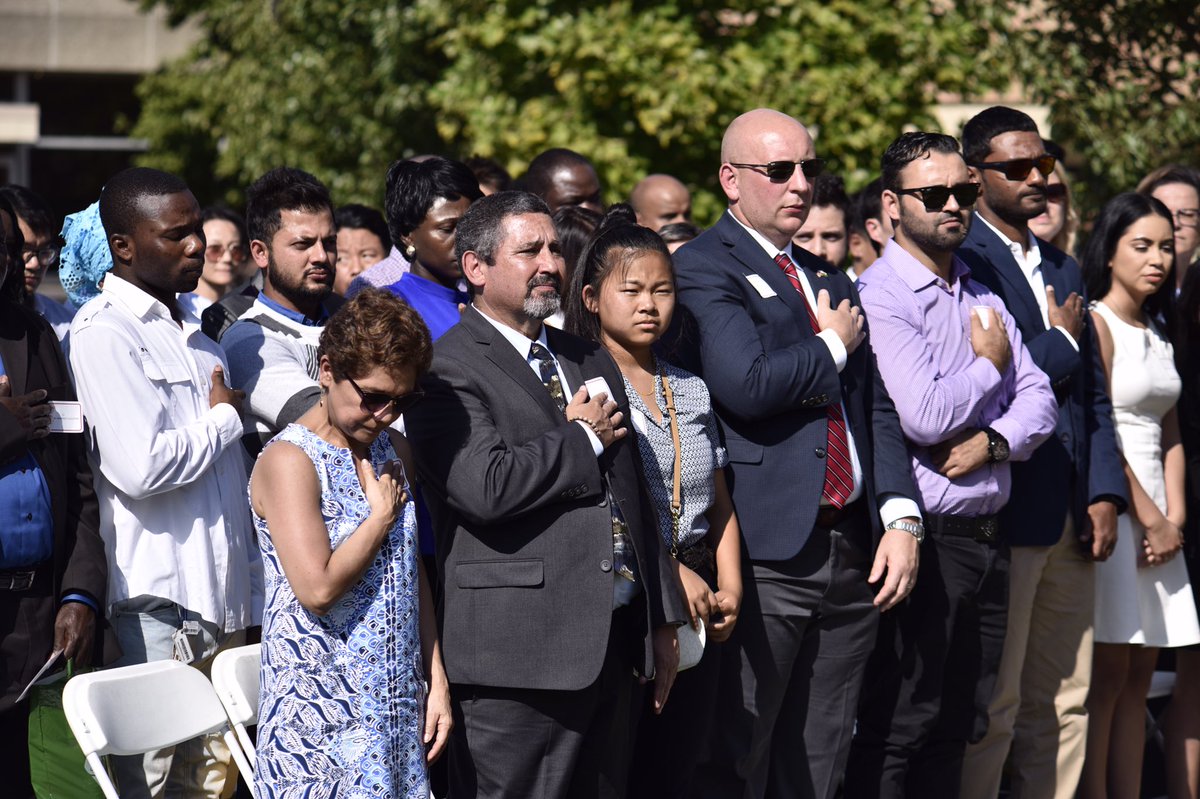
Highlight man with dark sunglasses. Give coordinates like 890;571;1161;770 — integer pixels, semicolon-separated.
956;106;1127;799
673;108;923;799
847;131;1056;798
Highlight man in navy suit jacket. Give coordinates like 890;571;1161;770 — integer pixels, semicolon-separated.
954;106;1127;799
673;108;923;799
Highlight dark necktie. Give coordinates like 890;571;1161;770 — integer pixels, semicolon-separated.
774;251;855;508
528;339;640;604
530;342;567;413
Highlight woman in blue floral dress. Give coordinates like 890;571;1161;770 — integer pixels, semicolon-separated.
249;289;450;798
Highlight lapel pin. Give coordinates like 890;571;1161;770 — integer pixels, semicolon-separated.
815;270;828;278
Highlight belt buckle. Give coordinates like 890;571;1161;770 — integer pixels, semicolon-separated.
977;518;998;542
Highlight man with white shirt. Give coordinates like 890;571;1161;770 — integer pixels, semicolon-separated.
955;107;1127;799
405;191;684;798
672;108;923;799
69;167;261;799
221;167;340;459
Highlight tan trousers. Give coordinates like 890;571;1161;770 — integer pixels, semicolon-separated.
960;521;1094;799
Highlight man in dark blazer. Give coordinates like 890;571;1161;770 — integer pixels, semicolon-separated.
954;106;1127;799
0;199;107;798
406;191;684;799
673;108;923;799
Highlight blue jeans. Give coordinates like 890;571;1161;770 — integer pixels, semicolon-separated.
108;595;245;799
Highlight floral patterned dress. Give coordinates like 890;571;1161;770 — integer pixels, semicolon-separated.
253;424;427;798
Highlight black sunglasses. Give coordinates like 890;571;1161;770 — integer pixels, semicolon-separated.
729;159;826;183
1045;183;1068;202
346;376;424;418
970;155;1056;182
894;183;981;212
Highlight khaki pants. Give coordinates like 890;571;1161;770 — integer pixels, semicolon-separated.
960;522;1094;799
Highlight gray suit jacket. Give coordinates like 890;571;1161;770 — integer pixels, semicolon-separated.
406;307;684;691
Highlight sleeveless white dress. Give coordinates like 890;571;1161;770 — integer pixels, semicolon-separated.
1092;302;1200;647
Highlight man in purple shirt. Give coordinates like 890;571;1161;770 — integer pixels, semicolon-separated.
844;132;1057;798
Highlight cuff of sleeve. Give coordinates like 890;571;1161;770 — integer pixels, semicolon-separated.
817;329;848;373
879;494;922;528
1055;326;1080;353
209;402;244;451
971;353;1006;389
576;420;605;457
1089;493;1128;513
60;592;99;614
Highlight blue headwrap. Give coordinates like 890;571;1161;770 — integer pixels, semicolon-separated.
59;201;113;309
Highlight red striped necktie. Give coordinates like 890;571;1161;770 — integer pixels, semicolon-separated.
774;251;855;508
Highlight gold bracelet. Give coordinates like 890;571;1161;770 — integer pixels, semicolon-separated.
568;416;602;436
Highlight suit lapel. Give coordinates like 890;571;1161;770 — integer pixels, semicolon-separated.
716;214;813;329
462;307;565;424
0;315;29;394
969;222;1044;327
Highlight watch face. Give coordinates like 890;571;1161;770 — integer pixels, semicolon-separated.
994;437;1010;461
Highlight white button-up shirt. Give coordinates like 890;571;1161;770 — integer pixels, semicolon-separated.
69;274;261;632
978;214;1079;352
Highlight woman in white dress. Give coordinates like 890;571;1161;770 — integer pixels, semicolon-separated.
1080;192;1200;799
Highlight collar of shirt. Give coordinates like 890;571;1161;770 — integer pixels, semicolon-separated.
977;213;1042;278
256;292;328;327
472;304;553;363
725;209;800;263
881;239;973;295
102;272;182;323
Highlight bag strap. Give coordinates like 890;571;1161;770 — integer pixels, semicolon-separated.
661;369;683;557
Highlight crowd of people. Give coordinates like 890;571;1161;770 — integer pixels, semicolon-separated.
1;102;1199;799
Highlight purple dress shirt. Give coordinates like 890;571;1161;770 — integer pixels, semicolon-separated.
346;246;411;298
857;240;1056;516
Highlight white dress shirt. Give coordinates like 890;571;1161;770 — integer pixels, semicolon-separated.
69;274;261;632
977;214;1079;352
728;211;921;526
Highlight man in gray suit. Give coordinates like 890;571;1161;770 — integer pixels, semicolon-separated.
406;191;684;798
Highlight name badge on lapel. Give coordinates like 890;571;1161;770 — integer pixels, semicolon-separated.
745;274;778;298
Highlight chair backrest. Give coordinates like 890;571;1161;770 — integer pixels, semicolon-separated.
210;643;261;728
63;660;232;757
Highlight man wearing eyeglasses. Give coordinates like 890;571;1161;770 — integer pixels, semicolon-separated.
0;186;74;341
222;167;343;462
844;131;1056;797
955;106;1127;799
672;108;923;799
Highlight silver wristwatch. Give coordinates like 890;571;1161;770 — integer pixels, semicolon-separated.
886;519;926;544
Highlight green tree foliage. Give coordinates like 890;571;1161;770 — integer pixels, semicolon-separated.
133;0;1006;223
1012;0;1200;213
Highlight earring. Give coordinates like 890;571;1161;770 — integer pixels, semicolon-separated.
404;244;416;259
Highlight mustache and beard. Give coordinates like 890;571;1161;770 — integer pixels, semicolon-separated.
902;206;972;255
523;273;562;320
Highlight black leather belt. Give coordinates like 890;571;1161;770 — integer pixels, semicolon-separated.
0;566;40;591
815;498;863;530
925;512;1000;543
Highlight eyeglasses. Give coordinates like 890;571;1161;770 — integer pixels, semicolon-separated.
728;159;826;183
346;375;424;418
204;243;246;263
1172;208;1199;229
21;245;60;267
970;155;1056;182
1045;183;1068;202
894;182;981;212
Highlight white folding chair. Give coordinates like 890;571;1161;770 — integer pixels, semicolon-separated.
62;659;252;799
210;643;261;794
